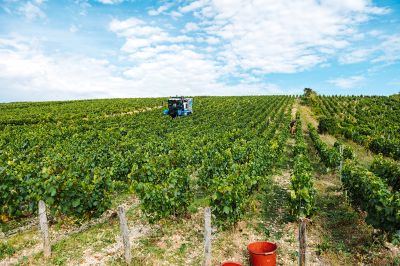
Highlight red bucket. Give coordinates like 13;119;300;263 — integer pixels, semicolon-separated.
221;262;242;266
247;241;277;266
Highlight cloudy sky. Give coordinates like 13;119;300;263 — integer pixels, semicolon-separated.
0;0;399;102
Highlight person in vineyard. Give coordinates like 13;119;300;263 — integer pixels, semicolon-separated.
290;119;296;135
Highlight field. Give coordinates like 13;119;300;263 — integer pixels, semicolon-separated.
1;94;399;265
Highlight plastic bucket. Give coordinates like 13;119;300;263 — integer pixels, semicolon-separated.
247;241;277;266
221;262;242;266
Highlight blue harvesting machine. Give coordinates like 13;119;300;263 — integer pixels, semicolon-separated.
163;96;193;118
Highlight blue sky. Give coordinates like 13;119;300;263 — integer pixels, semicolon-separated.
0;0;399;102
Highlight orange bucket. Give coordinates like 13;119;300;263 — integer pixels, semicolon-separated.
221;262;242;266
247;241;277;266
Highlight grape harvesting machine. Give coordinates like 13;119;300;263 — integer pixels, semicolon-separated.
163;96;193;118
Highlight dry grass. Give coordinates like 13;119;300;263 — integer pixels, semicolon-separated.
299;103;374;166
298;105;318;131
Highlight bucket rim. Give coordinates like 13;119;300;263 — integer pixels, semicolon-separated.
247;241;277;255
220;261;243;266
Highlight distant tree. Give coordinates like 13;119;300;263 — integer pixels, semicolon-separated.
304;88;316;97
302;88;318;106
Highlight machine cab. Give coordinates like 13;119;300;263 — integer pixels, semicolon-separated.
163;97;193;117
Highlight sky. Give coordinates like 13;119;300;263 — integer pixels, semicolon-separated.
0;0;399;102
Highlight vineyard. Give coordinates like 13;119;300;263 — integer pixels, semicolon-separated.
309;94;400;160
1;94;400;265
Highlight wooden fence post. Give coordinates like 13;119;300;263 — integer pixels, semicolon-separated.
203;207;212;266
339;145;343;174
118;206;131;264
38;200;51;257
299;217;307;266
338;145;348;200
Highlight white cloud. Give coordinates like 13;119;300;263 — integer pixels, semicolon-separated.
18;1;45;20
339;48;373;64
0;37;133;101
122;49;222;95
112;3;384;96
96;0;123;4
0;36;281;102
109;18;145;33
180;0;209;13
321;0;389;15
110;18;193;53
372;34;400;63
148;4;170;16
368;30;383;37
339;34;400;64
183;22;199;32
179;0;389;74
121;38;152;52
206;36;219;45
107;17;289;97
1;0;393;101
170;11;183;18
329;75;365;89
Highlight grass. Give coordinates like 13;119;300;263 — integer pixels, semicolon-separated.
336;137;375;167
125;209;204;265
0;240;16;260
3;229;38;256
18;219;121;265
310;173;393;265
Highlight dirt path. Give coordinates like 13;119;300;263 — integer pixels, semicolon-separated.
84;106;163;121
291;98;299;119
298;104;318;132
103;106;163;118
268;170;301;265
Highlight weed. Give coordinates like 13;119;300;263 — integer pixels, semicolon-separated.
0;241;15;260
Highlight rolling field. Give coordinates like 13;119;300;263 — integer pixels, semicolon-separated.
1;94;399;265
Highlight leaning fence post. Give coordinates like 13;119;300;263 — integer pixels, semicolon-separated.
38;200;51;257
203;207;212;266
118;206;131;264
299;217;307;266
